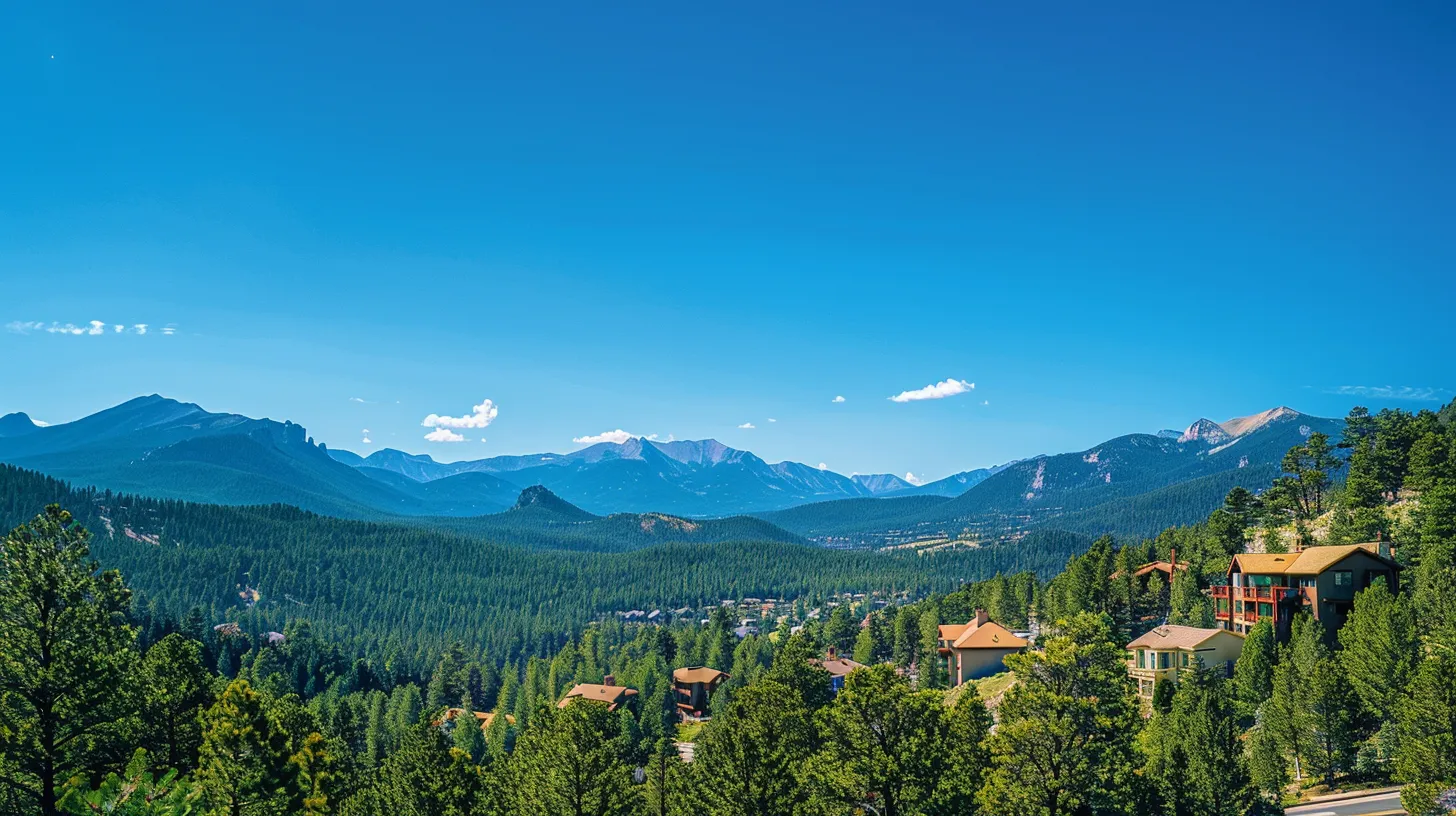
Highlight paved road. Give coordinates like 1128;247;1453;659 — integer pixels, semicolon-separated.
1287;789;1405;816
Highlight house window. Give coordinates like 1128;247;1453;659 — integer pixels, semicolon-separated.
1137;651;1145;669
1258;603;1273;618
1333;571;1353;588
1180;653;1189;667
1159;653;1169;670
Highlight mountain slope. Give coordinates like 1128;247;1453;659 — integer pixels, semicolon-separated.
0;396;514;519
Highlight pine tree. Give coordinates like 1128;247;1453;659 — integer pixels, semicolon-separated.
1337;581;1417;721
506;700;638;816
139;633;215;772
1233;619;1276;718
0;505;138;816
690;679;815;816
1394;652;1456;816
195;679;298;816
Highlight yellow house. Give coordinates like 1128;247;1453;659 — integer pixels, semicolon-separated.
936;609;1029;686
1125;625;1245;699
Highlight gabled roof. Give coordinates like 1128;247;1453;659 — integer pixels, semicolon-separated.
939;620;1028;650
673;666;729;684
812;656;866;678
1126;625;1243;651
558;684;639;710
1231;543;1399;576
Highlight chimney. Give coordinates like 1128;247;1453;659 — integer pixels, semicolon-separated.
826;645;837;659
603;674;615;687
974;608;989;627
1170;548;1177;568
1377;531;1391;560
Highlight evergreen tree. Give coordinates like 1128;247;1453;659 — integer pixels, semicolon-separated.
1394;652;1456;816
1232;620;1276;719
977;613;1142;816
1143;669;1256;816
138;633;215;773
507;700;639;816
690;679;815;816
195;679;298;816
0;505;138;816
1337;581;1417;721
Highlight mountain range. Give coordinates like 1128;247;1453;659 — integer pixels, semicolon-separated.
0;396;1343;542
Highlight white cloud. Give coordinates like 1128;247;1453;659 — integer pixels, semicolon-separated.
5;320;170;337
161;326;176;336
362;428;371;434
361;435;372;444
983;400;989;405
349;397;368;403
32;419;49;427
573;429;637;445
738;422;755;429
767;418;777;423
817;462;829;470
87;320;104;335
889;378;975;403
113;324;124;333
424;428;466;443
1327;385;1444;402
421;398;498;429
134;324;148;335
832;396;846;403
904;472;924;486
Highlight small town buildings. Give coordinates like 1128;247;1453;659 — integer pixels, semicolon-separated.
1124;625;1245;699
558;680;639;712
811;647;865;695
673;666;729;720
1210;542;1401;642
936;609;1029;686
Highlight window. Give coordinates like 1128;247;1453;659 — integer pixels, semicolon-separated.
1159;653;1169;669
1258;603;1273;618
1333;570;1353;588
1137;650;1145;669
1180;653;1189;667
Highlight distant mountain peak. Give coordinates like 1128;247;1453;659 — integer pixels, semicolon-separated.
1219;406;1302;437
511;485;597;520
1155;429;1183;440
0;412;42;438
1178;418;1231;444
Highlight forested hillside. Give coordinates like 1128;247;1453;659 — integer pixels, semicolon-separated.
0;464;1084;673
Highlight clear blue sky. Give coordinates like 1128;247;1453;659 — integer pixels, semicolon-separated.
2;2;1453;480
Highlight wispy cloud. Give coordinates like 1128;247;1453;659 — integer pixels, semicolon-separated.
1327;385;1445;402
424;428;466;443
832;395;846;403
767;418;777;423
889;378;974;403
738;422;756;429
349;397;371;404
422;399;498;429
573;429;638;445
7;320;164;337
361;429;372;444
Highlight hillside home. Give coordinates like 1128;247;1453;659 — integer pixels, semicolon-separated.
936;609;1029;686
558;680;639;712
1211;542;1401;642
673;666;729;720
810;647;866;695
439;708;515;733
1125;625;1245;699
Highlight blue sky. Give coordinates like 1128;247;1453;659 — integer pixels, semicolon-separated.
2;2;1453;480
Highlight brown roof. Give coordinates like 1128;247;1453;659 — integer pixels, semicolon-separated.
1126;625;1243;651
440;708;515;731
812;656;866;678
558;684;638;710
673;666;729;684
1232;543;1398;577
940;619;1028;650
1110;560;1190;579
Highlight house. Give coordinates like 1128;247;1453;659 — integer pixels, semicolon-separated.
673;666;729;720
558;679;639;712
810;647;865;695
1125;625;1245;699
439;708;515;732
1210;543;1401;642
1110;548;1190;581
936;609;1029;686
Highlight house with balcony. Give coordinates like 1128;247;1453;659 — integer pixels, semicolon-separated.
1210;542;1400;642
936;609;1029;686
810;646;865;695
1125;625;1245;699
673;666;729;721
